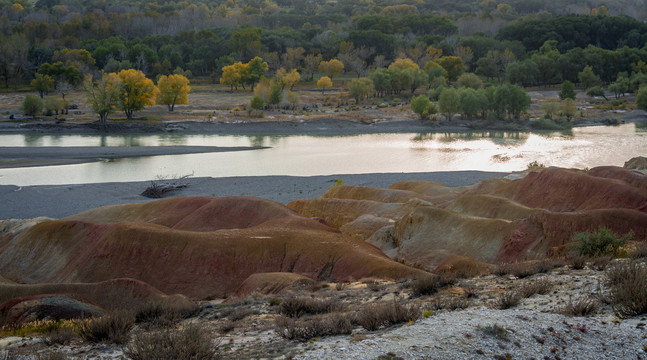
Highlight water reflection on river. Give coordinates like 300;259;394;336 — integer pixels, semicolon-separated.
0;123;644;186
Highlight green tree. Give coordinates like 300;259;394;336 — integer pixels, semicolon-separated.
438;87;460;121
494;84;531;120
541;98;560;119
456;73;483;89
369;68;392;96
578;65;599;89
458;87;486;119
156;74;190;111
586;86;607;99
636;86;647;110
30;74;54;99
116;69;157;119
437;56;465;82
243;57;269;90
347;77;374;104
410;95;435;120
21;94;43;119
608;76;630;100
559;80;576;100
84;73;122;125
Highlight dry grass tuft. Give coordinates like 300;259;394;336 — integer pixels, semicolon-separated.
278;296;341;318
275;312;353;341
494;291;521;310
606;260;647;318
124;325;219;360
559;296;599;317
353;301;421;331
410;274;456;296
517;279;553;299
78;311;135;344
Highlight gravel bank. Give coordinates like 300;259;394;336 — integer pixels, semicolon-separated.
297;308;647;360
0;171;506;219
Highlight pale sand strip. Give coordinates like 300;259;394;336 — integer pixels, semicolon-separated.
0;146;266;168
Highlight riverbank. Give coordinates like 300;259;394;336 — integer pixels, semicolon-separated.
1;109;645;136
0;171;507;219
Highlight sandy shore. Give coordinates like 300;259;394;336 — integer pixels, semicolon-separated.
0;171;507;219
0;145;265;168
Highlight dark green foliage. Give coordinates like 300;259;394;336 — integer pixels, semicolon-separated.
559;80;576;100
572;227;631;257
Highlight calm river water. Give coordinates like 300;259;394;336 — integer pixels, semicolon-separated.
0;123;645;186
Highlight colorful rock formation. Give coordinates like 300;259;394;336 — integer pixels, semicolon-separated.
288;166;647;272
0;197;426;301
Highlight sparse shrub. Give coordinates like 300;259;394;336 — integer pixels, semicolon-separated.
559;296;599;317
430;296;471;311
275;312;352;341
135;301;198;328
495;262;542;279
527;161;545;169
568;255;587;270
630;243;647;259
267;298;282;306
591;256;613;271
43;327;76;345
278;297;340;318
124;325;219;360
228;308;254;322
363;280;383;292
572;227;631;258
517;279;553;298
495;291;521;309
480;324;509;342
335;282;347;291
353;301;421;331
78;311;135;344
410;274;456;296
606;261;647;318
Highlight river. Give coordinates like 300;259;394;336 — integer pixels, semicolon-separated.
0;123;644;186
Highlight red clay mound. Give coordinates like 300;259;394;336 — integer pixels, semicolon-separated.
232;272;314;298
389;180;468;202
0;294;106;326
67;196;300;231
0;197;427;299
472;167;647;212
587;166;647;190
0;278;193;312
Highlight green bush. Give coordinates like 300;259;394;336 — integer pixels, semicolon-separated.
572;227;631;257
21;94;44;118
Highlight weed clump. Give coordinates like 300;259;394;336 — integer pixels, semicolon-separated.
278;297;340;318
125;325;219;360
78;311;134;344
354;301;421;331
410;274;456;296
559;296;598;317
606;260;647;318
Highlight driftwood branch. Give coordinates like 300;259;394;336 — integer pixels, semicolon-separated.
141;173;193;198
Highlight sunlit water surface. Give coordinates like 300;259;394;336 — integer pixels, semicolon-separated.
0;123;645;186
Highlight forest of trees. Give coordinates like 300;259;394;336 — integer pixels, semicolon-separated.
3;0;647;121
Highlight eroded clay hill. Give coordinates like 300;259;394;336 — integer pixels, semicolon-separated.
288;166;647;272
0;197;426;305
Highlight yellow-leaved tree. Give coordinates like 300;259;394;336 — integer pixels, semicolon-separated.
116;69;157;119
317;76;332;95
220;62;247;92
318;59;344;80
156;74;190;111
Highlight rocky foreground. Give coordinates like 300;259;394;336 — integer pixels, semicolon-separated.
0;158;645;359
